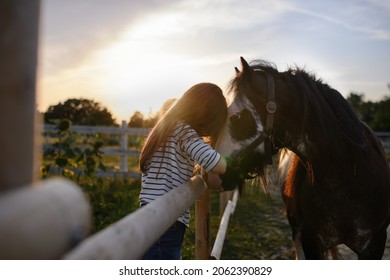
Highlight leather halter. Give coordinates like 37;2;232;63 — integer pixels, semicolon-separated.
231;73;277;166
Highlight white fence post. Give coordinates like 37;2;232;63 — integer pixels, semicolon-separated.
210;188;239;260
43;124;149;178
120;120;128;172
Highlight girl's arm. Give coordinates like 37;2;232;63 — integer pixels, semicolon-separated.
206;156;226;191
209;155;226;174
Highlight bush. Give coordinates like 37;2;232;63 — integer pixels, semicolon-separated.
41;119;106;181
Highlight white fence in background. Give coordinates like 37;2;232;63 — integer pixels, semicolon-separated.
43;121;150;179
210;189;239;260
43;123;390;179
376;132;390;155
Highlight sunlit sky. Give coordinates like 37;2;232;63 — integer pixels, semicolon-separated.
38;0;390;123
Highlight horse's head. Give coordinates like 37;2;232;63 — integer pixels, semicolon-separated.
217;57;291;191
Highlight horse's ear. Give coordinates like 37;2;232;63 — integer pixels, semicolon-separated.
235;67;240;74
240;57;253;75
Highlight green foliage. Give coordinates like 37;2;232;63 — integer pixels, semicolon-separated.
44;98;117;126
347;93;390;131
370;97;390;131
128;111;144;128
127;98;177;128
41;119;106;181
128;111;158;128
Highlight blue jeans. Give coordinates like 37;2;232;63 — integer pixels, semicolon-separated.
142;221;186;260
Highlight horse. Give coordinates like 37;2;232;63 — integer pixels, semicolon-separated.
217;57;390;259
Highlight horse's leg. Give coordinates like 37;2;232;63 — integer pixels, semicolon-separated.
357;228;387;260
300;229;325;259
293;232;306;260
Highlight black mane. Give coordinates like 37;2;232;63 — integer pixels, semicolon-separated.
285;66;366;158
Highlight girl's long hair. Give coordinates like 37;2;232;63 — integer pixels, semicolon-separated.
139;83;227;173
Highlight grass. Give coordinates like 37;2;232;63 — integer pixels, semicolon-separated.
80;177;142;233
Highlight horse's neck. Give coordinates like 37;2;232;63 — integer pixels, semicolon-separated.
287;144;359;187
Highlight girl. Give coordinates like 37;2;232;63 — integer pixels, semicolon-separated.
139;82;227;259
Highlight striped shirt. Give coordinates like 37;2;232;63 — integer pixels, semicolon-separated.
139;123;221;226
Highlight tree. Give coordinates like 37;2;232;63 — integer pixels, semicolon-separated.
347;92;365;119
128;111;144;128
158;98;176;118
347;91;390;131
44;98;116;126
370;97;390;131
127;99;177;128
347;93;376;125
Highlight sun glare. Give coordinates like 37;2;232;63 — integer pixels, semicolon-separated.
85;11;216;119
40;11;195;120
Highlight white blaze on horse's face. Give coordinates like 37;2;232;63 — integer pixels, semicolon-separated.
217;94;265;157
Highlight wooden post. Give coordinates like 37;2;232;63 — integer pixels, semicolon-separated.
120;120;128;172
0;178;91;259
195;190;211;259
0;0;41;191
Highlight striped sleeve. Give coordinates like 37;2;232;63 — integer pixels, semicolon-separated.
179;126;221;172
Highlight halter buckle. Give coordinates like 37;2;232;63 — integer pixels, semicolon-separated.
266;101;277;114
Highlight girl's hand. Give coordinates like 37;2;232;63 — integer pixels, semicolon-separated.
202;169;224;192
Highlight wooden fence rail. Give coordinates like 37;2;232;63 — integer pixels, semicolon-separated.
0;178;90;259
64;175;207;259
